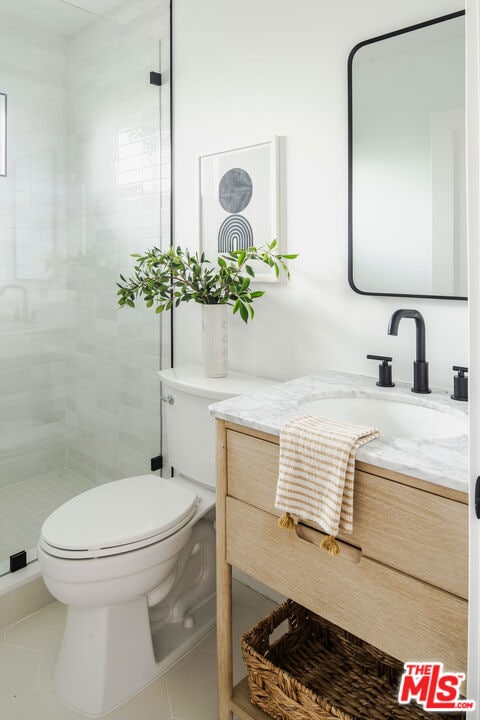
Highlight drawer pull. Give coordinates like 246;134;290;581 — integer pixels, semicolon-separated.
476;476;480;519
294;523;362;564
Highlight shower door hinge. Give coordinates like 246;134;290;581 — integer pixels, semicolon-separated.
149;71;162;86
151;455;163;472
10;550;27;573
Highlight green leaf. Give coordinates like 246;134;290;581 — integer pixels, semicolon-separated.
117;241;297;321
239;302;249;323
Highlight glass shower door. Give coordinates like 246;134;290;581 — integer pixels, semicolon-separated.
0;0;167;576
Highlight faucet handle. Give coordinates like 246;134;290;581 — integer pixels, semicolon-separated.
366;354;395;388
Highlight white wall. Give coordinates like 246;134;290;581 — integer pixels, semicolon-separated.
173;0;467;389
466;0;480;704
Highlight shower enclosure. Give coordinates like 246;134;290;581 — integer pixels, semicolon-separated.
0;0;170;576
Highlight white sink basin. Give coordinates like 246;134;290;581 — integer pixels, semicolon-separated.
298;396;467;439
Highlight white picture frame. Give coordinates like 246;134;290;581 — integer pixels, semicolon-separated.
199;137;280;282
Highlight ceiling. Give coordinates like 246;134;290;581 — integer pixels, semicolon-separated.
60;0;125;18
0;0;96;36
0;0;169;40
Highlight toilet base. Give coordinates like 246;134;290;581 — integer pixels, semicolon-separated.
151;591;216;675
53;515;217;717
56;597;158;717
55;592;216;717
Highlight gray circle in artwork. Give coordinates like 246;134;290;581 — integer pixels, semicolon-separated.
219;168;253;213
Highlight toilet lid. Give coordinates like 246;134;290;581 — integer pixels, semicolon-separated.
40;475;198;557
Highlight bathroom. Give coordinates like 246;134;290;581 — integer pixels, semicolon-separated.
0;0;477;718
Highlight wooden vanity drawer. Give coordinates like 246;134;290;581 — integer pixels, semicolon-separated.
226;497;467;676
226;428;468;598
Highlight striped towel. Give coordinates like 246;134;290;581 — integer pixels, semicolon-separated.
275;415;379;554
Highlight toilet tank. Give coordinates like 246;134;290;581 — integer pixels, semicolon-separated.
158;364;273;488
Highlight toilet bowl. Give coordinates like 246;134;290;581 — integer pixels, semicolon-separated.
38;474;215;716
38;364;272;716
38;475;199;607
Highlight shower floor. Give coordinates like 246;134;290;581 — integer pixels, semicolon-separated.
0;469;94;572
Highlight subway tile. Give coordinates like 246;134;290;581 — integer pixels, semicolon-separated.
1;7;166;526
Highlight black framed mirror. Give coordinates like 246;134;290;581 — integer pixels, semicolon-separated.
348;11;466;300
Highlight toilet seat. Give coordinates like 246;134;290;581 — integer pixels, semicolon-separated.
39;475;198;560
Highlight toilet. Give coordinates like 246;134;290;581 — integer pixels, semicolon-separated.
38;364;271;717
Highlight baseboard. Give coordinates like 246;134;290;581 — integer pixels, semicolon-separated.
0;561;54;630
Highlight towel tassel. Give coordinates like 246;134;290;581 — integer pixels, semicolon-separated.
278;512;295;530
320;535;340;555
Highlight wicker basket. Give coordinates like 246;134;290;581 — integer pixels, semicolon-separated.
241;600;466;720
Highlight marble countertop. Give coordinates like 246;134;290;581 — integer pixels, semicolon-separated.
209;370;469;493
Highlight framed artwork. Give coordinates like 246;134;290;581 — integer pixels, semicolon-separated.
199;137;280;282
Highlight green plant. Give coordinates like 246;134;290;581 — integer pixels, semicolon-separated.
116;240;297;323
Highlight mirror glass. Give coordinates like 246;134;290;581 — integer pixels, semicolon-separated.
348;12;466;299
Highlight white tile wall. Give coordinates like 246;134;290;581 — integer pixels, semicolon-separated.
0;1;171;564
0;14;69;494
64;12;166;484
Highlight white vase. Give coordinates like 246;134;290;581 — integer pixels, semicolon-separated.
201;304;228;378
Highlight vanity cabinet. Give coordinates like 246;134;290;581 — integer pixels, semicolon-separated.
216;421;468;720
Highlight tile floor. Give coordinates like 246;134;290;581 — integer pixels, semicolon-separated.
0;579;278;720
0;470;94;565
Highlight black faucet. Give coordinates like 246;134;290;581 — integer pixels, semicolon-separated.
387;309;431;394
